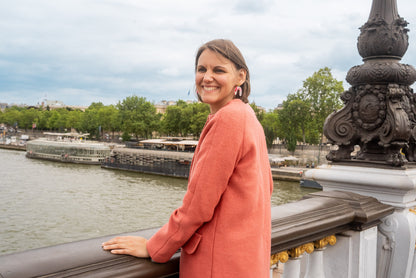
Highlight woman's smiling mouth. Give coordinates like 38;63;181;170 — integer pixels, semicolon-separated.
202;86;219;92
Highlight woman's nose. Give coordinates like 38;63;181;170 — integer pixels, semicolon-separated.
203;71;213;81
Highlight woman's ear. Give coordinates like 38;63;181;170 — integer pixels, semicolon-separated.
238;69;247;85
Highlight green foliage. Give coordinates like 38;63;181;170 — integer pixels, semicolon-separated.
286;132;297;154
97;105;119;137
297;67;344;136
278;96;311;145
80;104;101;138
261;111;279;149
19;108;40;130
37;110;50;130
117;96;160;139
162;105;184;136
161;101;209;138
250;102;265;123
186;102;210;137
2;107;22;127
249;102;279;150
121;132;131;141
277;67;344;152
0;67;343;148
66;109;83;131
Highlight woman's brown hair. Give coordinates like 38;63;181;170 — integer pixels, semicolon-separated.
195;39;251;103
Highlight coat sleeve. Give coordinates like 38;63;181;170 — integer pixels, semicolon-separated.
146;109;245;263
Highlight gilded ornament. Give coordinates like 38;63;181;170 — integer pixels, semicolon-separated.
288;242;314;258
270;251;289;266
314;235;337;249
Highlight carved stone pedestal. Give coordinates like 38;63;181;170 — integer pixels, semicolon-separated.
305;165;416;206
305;165;416;278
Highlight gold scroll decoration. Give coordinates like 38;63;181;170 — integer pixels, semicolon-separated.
288;242;315;258
270;251;289;266
314;235;337;249
270;235;337;267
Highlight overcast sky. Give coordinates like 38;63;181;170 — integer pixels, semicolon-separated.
1;0;415;110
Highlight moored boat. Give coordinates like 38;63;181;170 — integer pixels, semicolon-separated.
26;133;111;165
102;147;193;178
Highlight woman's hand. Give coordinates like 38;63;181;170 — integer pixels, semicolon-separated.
102;236;150;258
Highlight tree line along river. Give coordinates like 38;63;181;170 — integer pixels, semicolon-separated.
0;148;318;255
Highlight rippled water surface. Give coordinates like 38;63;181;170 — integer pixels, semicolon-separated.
0;148;317;255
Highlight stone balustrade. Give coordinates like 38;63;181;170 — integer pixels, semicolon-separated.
0;190;394;278
270;190;394;278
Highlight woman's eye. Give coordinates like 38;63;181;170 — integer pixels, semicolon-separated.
215;69;225;73
197;67;206;73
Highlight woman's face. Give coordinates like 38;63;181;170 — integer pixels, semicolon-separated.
195;49;246;114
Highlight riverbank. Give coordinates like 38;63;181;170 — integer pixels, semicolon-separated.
0;142;315;181
271;166;306;182
0;143;26;151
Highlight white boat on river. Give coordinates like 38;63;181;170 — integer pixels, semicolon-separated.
26;133;111;165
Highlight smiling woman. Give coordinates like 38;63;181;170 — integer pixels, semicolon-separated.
195;49;245;113
194;39;251;114
102;39;273;278
195;40;250;113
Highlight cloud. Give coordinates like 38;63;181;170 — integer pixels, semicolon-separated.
0;0;415;110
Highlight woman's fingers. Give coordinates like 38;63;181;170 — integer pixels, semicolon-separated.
102;236;150;258
102;237;124;248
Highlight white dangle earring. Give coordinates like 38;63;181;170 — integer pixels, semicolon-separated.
234;86;242;97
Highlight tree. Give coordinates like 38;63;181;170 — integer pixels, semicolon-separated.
185;102;210;137
80;103;102;138
277;97;307;152
2;107;22;128
297;67;344;142
47;110;61;131
282;95;313;144
162;105;184;136
277;67;344;152
260;110;279;149
20;108;40;131
97;105;120;139
250;102;265;123
47;109;70;131
66;109;83;132
117;96;160;140
37;110;51;130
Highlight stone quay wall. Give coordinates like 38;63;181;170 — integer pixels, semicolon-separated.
269;144;330;166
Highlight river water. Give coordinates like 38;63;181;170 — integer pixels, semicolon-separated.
0;148;318;255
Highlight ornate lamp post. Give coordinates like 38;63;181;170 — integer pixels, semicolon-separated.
324;0;416;167
306;1;416;277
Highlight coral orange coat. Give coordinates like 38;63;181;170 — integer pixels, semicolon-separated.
147;99;273;277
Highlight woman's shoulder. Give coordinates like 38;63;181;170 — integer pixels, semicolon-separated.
216;99;251;119
205;100;248;132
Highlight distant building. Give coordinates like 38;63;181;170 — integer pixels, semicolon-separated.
42;100;64;109
40;100;88;111
155;100;178;114
0;103;8;111
256;105;267;113
155;100;195;114
0;103;27;110
275;103;284;111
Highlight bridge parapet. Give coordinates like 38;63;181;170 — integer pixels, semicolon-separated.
270;190;394;278
0;191;393;278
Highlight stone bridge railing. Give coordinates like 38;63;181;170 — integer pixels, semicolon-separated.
0;191;394;278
